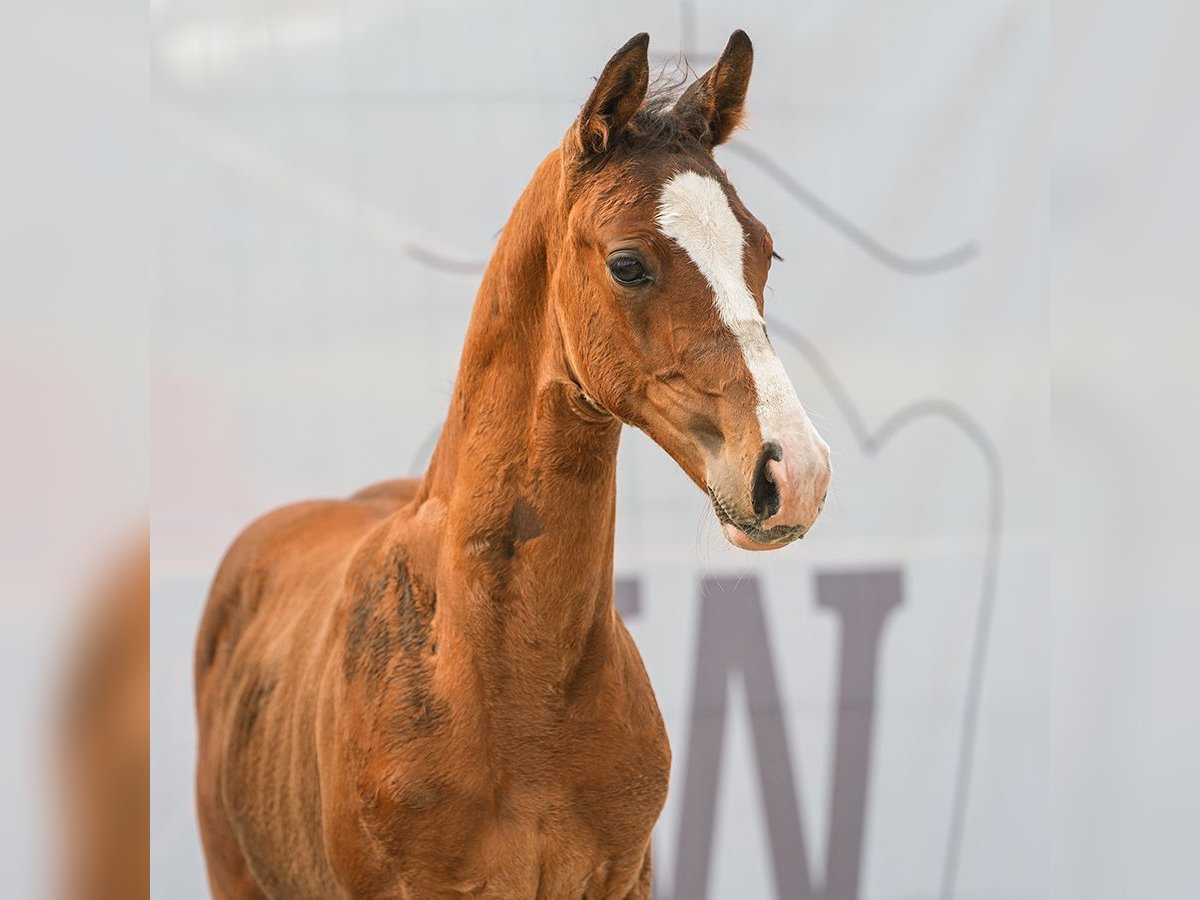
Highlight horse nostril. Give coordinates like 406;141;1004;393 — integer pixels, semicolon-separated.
751;441;783;520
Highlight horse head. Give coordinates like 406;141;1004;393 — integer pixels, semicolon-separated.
550;31;831;550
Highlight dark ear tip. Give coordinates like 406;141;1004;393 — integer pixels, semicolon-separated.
622;32;651;54
726;29;753;55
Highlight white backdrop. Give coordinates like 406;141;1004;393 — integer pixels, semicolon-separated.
151;2;1047;898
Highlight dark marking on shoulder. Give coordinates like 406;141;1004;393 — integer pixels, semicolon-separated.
344;552;447;743
366;621;394;683
394;561;429;653
498;533;517;561
343;580;379;680
491;296;501;317
466;498;545;565
344;566;405;684
345;551;439;683
509;498;544;542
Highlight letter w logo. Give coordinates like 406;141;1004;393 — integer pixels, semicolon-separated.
656;571;903;900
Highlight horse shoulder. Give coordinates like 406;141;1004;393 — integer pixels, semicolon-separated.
196;494;422;896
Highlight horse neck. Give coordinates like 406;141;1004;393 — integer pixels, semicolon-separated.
418;151;624;695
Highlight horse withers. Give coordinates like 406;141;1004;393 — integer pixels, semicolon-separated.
195;30;830;900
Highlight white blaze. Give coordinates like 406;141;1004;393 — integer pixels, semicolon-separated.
655;170;814;449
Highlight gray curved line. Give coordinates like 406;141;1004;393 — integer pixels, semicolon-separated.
726;142;980;275
403;245;486;276
765;316;1002;900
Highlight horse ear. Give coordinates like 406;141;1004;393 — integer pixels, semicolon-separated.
567;33;650;159
675;30;753;147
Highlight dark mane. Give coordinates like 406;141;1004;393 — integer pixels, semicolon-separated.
620;64;712;153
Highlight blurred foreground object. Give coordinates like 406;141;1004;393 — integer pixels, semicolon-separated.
0;2;148;895
59;539;150;900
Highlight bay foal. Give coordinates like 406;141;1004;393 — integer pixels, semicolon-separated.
195;31;830;899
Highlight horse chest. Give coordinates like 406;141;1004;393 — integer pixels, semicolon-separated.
379;785;659;899
348;722;669;898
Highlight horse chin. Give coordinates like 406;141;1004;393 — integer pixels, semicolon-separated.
710;491;807;551
722;521;787;552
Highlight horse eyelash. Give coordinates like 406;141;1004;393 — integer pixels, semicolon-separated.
771;250;784;262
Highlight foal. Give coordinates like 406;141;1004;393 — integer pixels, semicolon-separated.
195;31;830;899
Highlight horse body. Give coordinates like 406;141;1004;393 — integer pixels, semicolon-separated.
196;481;664;899
197;31;830;899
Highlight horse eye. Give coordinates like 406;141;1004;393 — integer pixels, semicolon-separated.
607;255;648;285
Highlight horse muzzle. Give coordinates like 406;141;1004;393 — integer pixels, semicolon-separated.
708;434;831;551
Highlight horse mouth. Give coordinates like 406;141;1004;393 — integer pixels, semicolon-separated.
708;489;806;551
